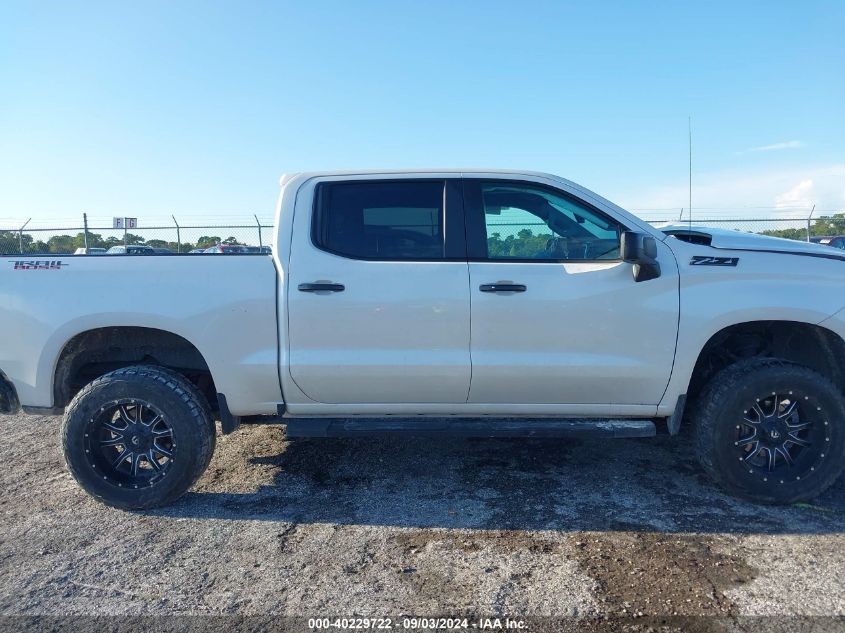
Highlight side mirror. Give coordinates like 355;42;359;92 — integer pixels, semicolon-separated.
620;231;661;282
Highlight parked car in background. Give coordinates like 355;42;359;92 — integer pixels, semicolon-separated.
204;244;250;254
811;236;845;250
151;247;173;254
105;245;155;255
188;248;207;254
73;247;107;255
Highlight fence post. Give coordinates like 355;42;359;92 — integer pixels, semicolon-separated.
18;218;31;254
83;213;90;250
255;214;263;248
806;205;815;242
172;215;181;253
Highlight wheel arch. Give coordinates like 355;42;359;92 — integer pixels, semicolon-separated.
52;326;218;411
686;320;845;402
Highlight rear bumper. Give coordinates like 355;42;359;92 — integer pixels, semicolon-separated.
0;370;20;415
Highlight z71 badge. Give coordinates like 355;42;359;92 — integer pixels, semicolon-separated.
10;260;68;270
690;255;739;267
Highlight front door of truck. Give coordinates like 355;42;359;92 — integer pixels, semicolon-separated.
287;177;471;404
463;179;679;408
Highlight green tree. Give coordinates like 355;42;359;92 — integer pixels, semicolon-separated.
762;213;845;240
196;236;221;249
46;235;76;253
0;230;34;254
77;232;107;249
31;240;49;253
486;228;553;258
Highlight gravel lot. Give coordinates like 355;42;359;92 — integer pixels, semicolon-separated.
1;412;843;631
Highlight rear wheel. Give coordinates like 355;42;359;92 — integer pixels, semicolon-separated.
693;358;845;504
62;365;216;509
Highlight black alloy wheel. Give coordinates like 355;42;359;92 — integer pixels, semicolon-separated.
84;400;176;489
693;358;845;504
62;365;215;509
732;390;829;484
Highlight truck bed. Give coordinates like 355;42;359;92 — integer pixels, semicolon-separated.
0;254;283;414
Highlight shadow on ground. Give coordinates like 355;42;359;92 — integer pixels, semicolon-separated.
152;425;845;535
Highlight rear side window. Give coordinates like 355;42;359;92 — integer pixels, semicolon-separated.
313;181;445;260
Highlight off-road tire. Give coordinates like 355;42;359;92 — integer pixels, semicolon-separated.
62;365;216;509
144;364;217;471
693;357;845;504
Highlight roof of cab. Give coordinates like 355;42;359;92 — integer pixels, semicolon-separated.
279;168;558;186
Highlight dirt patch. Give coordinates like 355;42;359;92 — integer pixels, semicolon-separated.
569;532;756;620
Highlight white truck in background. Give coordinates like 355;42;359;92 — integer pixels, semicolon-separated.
1;169;844;509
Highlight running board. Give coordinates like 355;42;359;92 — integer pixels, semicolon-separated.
284;418;656;439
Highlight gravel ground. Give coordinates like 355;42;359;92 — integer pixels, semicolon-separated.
0;413;843;631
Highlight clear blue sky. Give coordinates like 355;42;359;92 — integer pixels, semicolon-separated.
1;0;843;228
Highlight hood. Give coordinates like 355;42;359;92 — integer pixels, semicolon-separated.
657;223;845;260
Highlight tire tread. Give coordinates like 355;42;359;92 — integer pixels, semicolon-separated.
693;357;845;504
62;365;215;509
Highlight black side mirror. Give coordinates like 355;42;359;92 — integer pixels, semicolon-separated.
620;231;661;282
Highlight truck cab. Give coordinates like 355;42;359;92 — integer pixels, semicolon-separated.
280;172;678;418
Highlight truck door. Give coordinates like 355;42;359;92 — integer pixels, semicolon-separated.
286;177;471;404
463;179;679;408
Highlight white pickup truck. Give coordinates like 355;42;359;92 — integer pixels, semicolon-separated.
2;169;844;509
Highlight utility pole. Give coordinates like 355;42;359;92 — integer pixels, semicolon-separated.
18;218;31;254
688;116;692;228
83;213;90;250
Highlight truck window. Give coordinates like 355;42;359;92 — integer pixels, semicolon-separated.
313;181;445;260
471;182;623;261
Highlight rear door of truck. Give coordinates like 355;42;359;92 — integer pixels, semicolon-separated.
286;176;470;404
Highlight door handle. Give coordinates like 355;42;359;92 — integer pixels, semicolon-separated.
479;283;527;293
298;283;345;293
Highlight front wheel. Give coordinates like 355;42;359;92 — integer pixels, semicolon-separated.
693;358;845;504
62;365;216;509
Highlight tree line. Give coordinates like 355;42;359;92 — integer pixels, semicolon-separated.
760;213;845;241
0;231;246;254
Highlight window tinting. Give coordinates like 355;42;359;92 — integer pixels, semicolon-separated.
315;181;445;260
481;183;622;261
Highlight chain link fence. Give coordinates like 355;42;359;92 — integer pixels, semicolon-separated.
1;214;844;255
0;222;272;255
642;217;842;242
482;215;844;244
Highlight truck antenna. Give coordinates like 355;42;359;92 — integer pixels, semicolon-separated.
688;116;693;230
